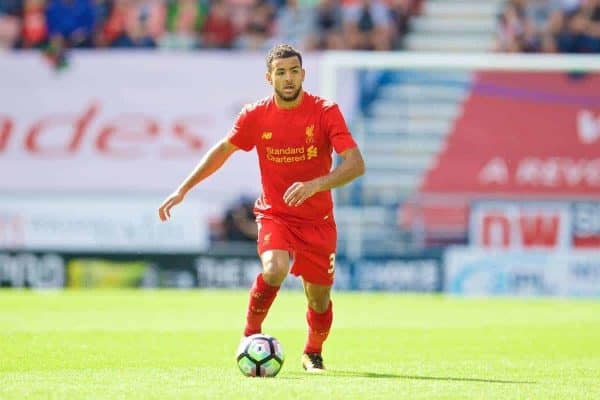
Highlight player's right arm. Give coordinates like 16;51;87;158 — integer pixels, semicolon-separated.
158;138;239;221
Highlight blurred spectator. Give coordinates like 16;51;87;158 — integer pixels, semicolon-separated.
201;0;237;48
122;0;166;48
523;0;562;51
160;0;207;49
233;0;273;50
222;197;257;242
495;0;526;52
2;0;422;52
0;0;22;14
46;0;96;48
92;0;111;41
342;0;394;50
561;0;583;13
312;0;345;49
272;0;316;50
526;0;559;30
99;0;165;48
98;0;129;46
495;0;600;53
0;0;22;50
559;0;600;52
21;0;48;48
388;0;415;49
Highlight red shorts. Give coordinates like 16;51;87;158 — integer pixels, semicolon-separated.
256;215;337;286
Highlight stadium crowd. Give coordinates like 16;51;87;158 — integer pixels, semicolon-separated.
496;0;600;53
0;0;423;52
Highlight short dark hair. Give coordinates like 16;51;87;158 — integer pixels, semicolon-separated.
266;43;303;72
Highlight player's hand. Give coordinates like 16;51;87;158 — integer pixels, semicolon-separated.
158;191;185;221
283;181;319;207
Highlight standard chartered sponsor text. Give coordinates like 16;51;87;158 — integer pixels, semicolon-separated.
266;146;307;163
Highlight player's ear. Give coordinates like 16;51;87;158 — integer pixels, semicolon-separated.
301;68;306;81
266;71;272;86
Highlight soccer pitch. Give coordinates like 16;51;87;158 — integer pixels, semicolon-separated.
1;290;599;399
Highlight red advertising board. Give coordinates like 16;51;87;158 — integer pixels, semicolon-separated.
469;201;571;249
469;200;600;250
421;71;600;195
404;72;600;240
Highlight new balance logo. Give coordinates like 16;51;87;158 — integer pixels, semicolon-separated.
261;131;272;140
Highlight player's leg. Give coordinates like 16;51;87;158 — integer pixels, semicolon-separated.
301;280;333;372
244;218;292;336
288;219;337;372
244;250;290;336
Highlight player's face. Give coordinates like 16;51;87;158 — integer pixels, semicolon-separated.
267;56;305;104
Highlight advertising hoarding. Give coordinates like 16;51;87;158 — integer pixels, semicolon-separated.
0;195;216;252
445;246;600;296
421;71;600;196
0;251;442;292
469;200;600;250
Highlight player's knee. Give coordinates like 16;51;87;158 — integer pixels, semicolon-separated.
307;296;330;313
260;251;289;286
262;259;288;286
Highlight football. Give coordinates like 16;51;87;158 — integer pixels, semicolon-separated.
236;334;285;377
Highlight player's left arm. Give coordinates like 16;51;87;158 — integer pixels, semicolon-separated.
283;147;365;207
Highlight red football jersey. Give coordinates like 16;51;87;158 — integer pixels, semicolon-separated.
227;91;357;224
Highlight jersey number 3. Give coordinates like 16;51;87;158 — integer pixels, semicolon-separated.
328;253;336;275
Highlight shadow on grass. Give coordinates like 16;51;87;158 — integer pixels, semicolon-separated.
287;370;536;384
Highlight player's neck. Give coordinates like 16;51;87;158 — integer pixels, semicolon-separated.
274;90;304;110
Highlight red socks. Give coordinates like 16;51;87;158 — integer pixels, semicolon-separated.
304;301;333;354
245;274;333;355
244;273;280;337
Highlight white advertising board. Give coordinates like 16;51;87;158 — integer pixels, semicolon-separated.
0;51;336;199
0;194;217;252
445;246;600;296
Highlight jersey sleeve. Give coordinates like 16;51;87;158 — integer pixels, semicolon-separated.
227;106;255;151
324;103;357;154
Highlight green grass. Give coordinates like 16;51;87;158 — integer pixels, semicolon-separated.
1;290;599;399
